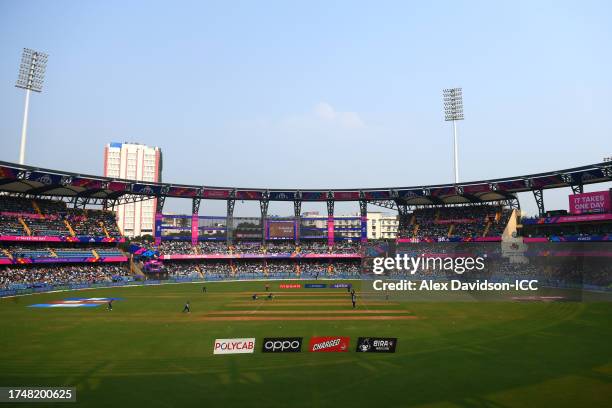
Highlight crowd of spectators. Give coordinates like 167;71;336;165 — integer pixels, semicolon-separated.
406;206;511;240
162;262;201;277
300;260;361;277
0;197;63;213
0;264;129;289
263;242;295;254
160;241;196;255
266;260;297;275
229;242;262;254
233;260;265;275
69;209;121;237
0;215;26;236
520;221;612;238
0;197;122;238
0;244;124;259
297;241;329;254
160;259;362;279
331;241;361;254
198;261;232;278
159;240;362;255
197;241;231;254
24;217;68;237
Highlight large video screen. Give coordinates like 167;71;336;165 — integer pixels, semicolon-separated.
268;221;295;239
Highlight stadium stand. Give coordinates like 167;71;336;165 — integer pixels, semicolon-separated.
0;244;124;259
159;240;361;256
198;241;231;254
1;160;610;295
0;196;128;292
0;215;27;236
519;214;612;238
406;205;511;239
0;264;129;289
69;209;122;237
0;197;122;238
160;259;362;280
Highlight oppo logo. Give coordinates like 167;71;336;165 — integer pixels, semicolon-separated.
262;337;302;353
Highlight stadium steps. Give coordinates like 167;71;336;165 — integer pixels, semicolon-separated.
91;249;100;259
194;264;204;278
412;224;419;238
483;220;492;237
1;249;13;260
101;222;111;239
448;224;454;237
409;214;415;225
49;248;58;258
64;220;76;237
130;257;145;278
31;200;43;216
18;217;32;236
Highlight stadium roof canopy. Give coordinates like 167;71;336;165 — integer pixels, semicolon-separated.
0;160;610;207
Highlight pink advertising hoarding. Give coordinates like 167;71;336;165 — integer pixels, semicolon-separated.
160;253;360;260
191;214;198;245
569;191;611;215
327;217;334;246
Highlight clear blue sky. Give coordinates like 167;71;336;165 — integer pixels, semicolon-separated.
0;0;610;216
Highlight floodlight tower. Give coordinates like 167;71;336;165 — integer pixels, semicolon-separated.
443;88;464;184
15;48;48;165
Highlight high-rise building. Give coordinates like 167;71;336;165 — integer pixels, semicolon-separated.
103;142;162;237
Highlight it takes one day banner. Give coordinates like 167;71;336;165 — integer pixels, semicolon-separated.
569;191;611;215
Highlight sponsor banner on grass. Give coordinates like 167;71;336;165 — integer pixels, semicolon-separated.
262;337;303;353
305;283;327;288
309;336;350;352
28;297;122;308
213;338;256;355
330;283;351;289
279;284;301;289
356;337;397;353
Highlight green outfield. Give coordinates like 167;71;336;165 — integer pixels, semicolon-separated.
1;280;611;408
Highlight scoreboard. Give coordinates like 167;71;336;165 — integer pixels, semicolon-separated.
268;221;295;239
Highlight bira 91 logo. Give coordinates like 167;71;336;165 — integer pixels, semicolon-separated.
356;337;397;353
262;337;303;353
213;338;256;355
309;336;350;352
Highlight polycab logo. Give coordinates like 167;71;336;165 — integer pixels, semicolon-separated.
262;337;303;353
309;336;350;352
213;338;256;355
